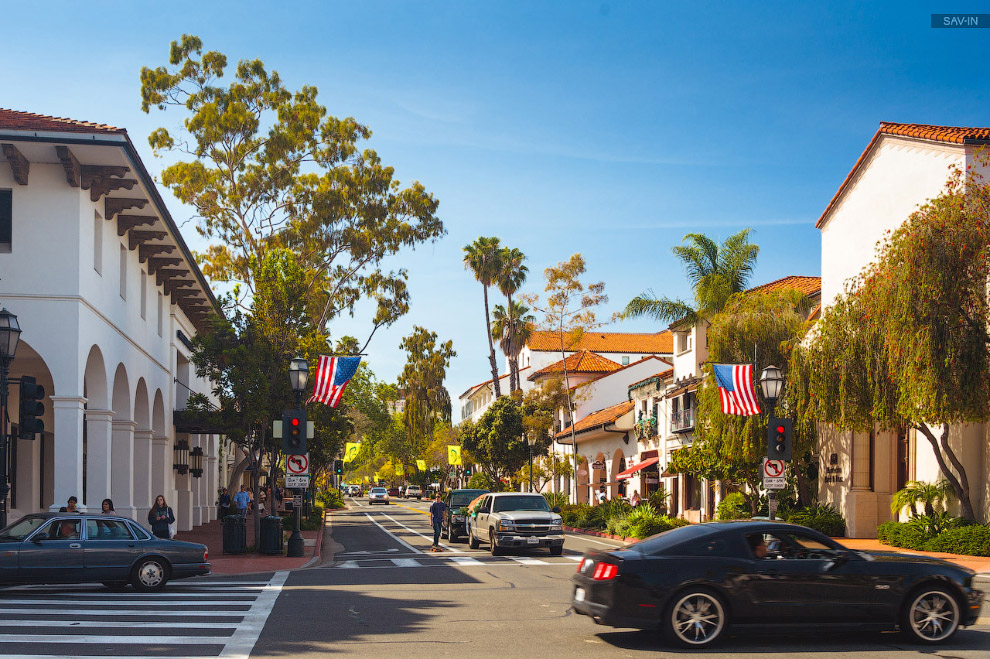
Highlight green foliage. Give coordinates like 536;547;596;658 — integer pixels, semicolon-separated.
282;504;325;532
460;397;528;486
646;486;670;515
923;525;990;556
467;472;496;490
891;480;955;518
785;503;846;537
543;491;568;509
397;326;455;446
905;511;966;538
463;237;506;397
716;492;751;521
317;489;344;509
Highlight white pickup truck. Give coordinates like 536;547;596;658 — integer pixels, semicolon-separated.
466;492;564;556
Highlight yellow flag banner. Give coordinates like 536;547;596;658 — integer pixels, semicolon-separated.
416;459;427;471
344;442;360;462
364;476;369;482
447;445;462;466
396;462;403;473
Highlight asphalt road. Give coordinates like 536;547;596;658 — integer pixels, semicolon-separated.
249;497;990;659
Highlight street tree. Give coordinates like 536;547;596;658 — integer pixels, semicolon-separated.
140;35;444;348
624;229;759;325
496;247;529;392
491;300;535;394
791;165;990;521
397;326;455;455
463;237;504;397
460;396;529;490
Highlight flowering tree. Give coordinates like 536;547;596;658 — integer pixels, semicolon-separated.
792;164;990;521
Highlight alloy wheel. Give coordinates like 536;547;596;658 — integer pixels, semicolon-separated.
907;589;960;642
669;592;725;646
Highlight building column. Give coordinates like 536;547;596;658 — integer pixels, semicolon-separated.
49;397;86;512
150;435;169;509
111;420;137;521
13;432;41;516
133;429;154;519
205;435;217;523
84;409;114;512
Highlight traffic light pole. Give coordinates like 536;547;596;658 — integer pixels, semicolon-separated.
287;391;305;558
0;361;10;529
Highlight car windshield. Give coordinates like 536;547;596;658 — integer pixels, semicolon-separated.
371;488;386;493
0;516;48;540
492;496;550;513
450;491;488;507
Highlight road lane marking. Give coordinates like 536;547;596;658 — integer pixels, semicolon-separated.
0;620;240;629
364;512;422;553
564;555;583;561
218;569;288;658
390;558;420;567
380;513;465;553
449;557;483;566
0;608;247;617
0;634;227;643
510;557;546;565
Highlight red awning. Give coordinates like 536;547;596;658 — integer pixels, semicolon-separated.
616;457;660;480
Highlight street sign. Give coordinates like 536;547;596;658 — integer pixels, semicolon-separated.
591;460;606;470
286;475;310;488
292;495;303;506
287;454;310;477
762;458;786;490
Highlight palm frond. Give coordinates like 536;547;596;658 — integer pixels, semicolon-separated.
623;292;696;324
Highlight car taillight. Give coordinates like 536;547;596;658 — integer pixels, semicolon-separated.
592;562;618;581
204;549;208;562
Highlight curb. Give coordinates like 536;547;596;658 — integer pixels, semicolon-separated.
299;511;328;569
563;526;627;542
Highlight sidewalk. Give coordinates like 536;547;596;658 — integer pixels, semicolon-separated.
174;515;323;575
835;537;990;575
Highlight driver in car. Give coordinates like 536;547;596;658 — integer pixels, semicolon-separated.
57;521;79;540
747;534;768;559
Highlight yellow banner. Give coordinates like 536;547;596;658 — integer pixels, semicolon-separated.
364;476;369;482
395;462;403;473
416;459;427;471
447;445;462;466
344;442;360;462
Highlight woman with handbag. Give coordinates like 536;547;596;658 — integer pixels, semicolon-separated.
148;494;175;539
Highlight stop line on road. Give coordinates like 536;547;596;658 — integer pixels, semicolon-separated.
332;554;583;569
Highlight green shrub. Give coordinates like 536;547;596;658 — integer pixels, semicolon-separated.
468;473;495;490
923;525;990;556
559;503;591;528
905;511;966;537
786;503;846;537
317;489;344;509
646;486;670;515
629;515;690;539
716;493;750;521
543;491;568;509
606;514;630;537
876;520;930;550
282;504;326;531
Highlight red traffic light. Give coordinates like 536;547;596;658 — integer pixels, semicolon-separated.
291;418;300;427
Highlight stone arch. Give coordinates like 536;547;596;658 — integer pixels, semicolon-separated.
134;379;150;430
83;345;108;409
611;448;627;499
8;339;57;515
152;389;166;436
111;363;131;421
592;451;608;501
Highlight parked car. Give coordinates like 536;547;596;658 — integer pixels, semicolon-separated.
368;487;389;505
466;492;563;555
441;489;489;541
571;520;984;647
405;485;423;500
387;487;401;497
347;485;361;497
0;513;210;592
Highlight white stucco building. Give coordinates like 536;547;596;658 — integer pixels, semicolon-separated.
816;122;990;536
0;109;224;531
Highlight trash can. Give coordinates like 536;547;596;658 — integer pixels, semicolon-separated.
260;515;284;555
222;514;247;554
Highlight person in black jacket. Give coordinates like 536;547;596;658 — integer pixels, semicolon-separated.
148;494;175;539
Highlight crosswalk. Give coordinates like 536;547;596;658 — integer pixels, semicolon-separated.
332;554;584;569
0;572;287;658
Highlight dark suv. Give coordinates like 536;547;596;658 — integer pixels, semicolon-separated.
441;489;489;541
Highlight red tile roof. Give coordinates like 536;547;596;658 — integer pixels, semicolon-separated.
0;108;125;134
567;355;672;391
555;400;634;439
529;350;622;379
746;275;821;297
816;122;990;229
527;330;672;354
628;368;674;390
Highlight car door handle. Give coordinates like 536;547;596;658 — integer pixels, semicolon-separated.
69;543;81;549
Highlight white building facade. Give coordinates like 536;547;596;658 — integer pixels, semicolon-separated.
0;109;223;531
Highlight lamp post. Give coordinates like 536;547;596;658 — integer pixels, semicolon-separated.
525;430;538;493
0;308;20;529
287;356;308;558
759;365;785;521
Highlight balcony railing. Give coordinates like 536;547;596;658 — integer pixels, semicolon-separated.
671;408;696;433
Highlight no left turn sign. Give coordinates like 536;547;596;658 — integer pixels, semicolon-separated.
762;459;785;478
287;454;310;476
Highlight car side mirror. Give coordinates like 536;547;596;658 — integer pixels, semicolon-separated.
31;535;43;544
552;506;561;514
825;550;851;571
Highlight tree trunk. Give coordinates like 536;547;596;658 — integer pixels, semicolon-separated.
914;423;975;521
507;291;517;393
483;285;501;398
227;449;251;493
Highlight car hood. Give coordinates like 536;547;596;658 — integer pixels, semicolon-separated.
497;510;557;521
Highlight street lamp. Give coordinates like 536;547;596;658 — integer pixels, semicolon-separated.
759;364;784;411
173;439;190;475
287;356;309;558
526;430;538;493
0;308;20;529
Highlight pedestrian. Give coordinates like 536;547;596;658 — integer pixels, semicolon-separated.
148;494;175;539
101;498;116;514
597;486;607;505
274;485;283;511
218;487;231;518
429;492;447;551
59;495;79;513
630;490;641;507
233;485;250;516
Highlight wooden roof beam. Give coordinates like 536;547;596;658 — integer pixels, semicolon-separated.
138;244;174;263
128;230;167;251
147;257;182;274
55;146;80;187
106;197;148;220
1;144;29;185
116;215;158;236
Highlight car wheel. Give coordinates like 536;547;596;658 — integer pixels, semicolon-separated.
549;545;563;556
131;558;169;592
664;589;727;648
489;531;503;556
449;531;459;543
901;586;961;644
102;581;127;591
468;528;480;549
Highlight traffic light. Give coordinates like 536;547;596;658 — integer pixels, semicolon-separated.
18;376;45;439
333;459;344;475
281;409;307;454
767;417;793;461
464;465;472;477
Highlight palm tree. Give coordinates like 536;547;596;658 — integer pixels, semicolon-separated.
891;480;955;519
492;300;535;393
463;237;504;397
496;247;528;391
624;229;759;324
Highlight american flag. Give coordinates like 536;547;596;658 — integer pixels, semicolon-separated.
712;363;761;416
306;356;362;407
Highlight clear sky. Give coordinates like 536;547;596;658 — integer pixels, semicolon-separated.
3;2;989;407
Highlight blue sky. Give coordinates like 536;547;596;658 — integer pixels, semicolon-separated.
4;2;989;404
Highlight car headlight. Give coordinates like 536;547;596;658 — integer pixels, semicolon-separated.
498;520;514;531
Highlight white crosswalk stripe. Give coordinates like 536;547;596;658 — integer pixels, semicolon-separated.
330;555;581;569
0;572;287;658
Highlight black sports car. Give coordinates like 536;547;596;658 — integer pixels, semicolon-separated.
572;520;983;647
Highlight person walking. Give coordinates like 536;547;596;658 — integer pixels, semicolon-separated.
101;499;116;514
429;492;447;552
630;490;641;507
148;495;175;540
596;485;607;505
233;485;250;516
218;488;231;518
59;496;80;513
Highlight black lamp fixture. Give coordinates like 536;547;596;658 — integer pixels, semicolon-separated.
190;446;204;478
0;308;21;362
759;364;785;410
173;438;190;475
